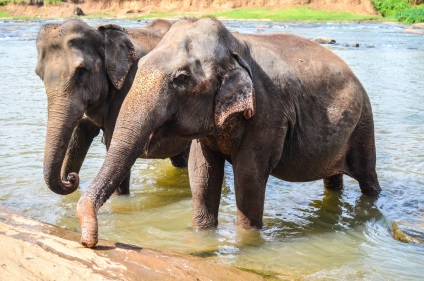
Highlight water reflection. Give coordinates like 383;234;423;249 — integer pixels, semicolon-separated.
263;189;383;240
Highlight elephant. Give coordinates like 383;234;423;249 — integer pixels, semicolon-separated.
35;18;190;196
76;17;381;247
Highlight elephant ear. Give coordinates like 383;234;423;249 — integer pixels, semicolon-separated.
214;53;255;128
98;24;138;90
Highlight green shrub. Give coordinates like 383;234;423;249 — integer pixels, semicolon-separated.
0;0;12;5
372;0;410;16
395;5;424;22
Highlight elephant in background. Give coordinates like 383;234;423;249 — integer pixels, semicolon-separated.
76;17;381;247
35;19;189;196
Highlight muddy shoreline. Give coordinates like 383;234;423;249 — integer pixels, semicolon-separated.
0;204;264;280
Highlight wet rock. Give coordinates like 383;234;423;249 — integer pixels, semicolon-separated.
312;36;336;44
74;7;85;16
392;221;424;244
0;204;263;281
342;43;360;48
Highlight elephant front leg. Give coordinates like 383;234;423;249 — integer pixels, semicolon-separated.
233;151;273;230
188;140;225;229
61;118;100;182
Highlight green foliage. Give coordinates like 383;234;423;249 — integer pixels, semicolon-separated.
0;0;12;5
395;5;424;22
372;0;424;22
372;0;410;16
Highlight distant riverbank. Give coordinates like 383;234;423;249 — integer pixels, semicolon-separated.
1;0;381;22
1;0;423;22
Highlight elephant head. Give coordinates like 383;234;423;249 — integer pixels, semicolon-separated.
77;17;255;247
35;20;139;195
108;17;255;163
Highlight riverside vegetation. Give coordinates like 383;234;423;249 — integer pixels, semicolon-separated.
0;0;423;23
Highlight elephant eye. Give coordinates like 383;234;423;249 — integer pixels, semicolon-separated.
75;67;90;84
172;72;189;89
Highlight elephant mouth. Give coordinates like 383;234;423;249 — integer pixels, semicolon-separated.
142;119;184;158
144;125;167;157
144;130;156;157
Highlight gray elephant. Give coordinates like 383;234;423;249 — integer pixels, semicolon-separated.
76;17;381;247
35;19;190;196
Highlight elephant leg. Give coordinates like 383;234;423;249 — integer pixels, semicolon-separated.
324;174;344;191
188;140;225;229
114;172;130;195
346;116;381;196
61;118;100;181
232;152;273;230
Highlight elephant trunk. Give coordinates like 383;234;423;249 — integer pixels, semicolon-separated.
77;68;168;247
43;95;83;195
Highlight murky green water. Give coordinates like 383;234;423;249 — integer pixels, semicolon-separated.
0;19;423;280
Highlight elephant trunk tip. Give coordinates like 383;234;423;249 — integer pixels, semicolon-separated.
65;172;80;190
77;197;98;248
44;169;80;195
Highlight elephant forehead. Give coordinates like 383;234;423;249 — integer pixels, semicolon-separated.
38;24;61;44
133;67;167;95
61;19;91;33
172;17;220;32
167;18;221;46
38;21;89;47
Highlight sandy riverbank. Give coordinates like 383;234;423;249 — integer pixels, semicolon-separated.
0;204;264;280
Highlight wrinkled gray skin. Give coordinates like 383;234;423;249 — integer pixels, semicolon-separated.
35;19;189;196
77;17;381;247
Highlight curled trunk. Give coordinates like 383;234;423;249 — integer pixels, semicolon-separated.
43;97;83;195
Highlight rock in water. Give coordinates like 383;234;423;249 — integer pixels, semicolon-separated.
312;36;336;44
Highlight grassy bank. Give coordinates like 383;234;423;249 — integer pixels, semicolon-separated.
0;6;380;21
132;7;379;22
0;10;36;19
0;3;423;23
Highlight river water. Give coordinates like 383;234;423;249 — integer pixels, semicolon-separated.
0;19;423;280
